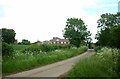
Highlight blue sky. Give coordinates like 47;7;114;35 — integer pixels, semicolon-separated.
0;0;119;43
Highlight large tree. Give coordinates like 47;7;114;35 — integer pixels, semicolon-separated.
109;25;120;49
97;13;119;30
63;18;91;47
96;13;120;76
96;13;120;47
2;28;16;44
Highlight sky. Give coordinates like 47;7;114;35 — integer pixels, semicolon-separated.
0;0;119;43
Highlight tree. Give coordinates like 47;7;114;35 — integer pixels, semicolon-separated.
96;13;120;47
63;18;91;47
96;13;120;76
21;39;30;45
109;25;120;49
97;13;119;30
96;28;110;46
2;28;16;44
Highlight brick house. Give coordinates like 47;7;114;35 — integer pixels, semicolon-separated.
48;37;70;44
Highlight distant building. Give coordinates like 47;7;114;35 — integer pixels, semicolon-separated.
48;37;70;45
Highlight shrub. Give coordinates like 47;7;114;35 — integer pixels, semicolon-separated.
22;44;73;55
94;46;101;52
22;44;41;55
2;42;14;56
116;49;120;76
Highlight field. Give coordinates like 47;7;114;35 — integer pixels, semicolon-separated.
3;44;88;75
12;45;29;51
67;47;119;77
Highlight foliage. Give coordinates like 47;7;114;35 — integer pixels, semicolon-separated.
97;13;119;30
116;51;120;76
12;45;29;51
2;46;88;74
63;18;91;47
67;47;119;77
97;47;120;76
21;39;31;45
96;28;110;46
96;13;120;49
109;25;120;49
2;42;14;57
95;13;120;77
94;46;101;52
1;28;16;44
22;44;72;55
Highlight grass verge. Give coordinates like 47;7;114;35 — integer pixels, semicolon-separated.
3;46;88;75
66;47;119;77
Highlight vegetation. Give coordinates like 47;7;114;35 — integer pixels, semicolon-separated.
63;18;91;47
2;42;14;57
1;28;16;44
22;44;72;54
95;13;120;48
95;13;120;76
2;13;120;77
67;47;119;77
2;46;88;74
1;27;88;75
63;13;120;78
21;39;31;45
12;44;29;51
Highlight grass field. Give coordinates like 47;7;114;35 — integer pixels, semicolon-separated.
3;46;88;75
67;47;119;77
12;45;29;50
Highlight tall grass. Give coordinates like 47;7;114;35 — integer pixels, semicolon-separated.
2;46;88;75
67;47;119;77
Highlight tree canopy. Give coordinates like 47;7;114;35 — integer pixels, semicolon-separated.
21;39;31;45
1;28;16;44
63;18;91;47
96;13;120;49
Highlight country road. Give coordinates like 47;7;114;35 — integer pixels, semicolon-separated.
4;49;95;77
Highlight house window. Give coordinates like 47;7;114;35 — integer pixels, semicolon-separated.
64;42;66;44
61;42;63;44
54;42;56;44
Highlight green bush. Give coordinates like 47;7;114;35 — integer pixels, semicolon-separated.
12;45;29;51
2;42;14;56
22;44;41;55
22;44;73;55
94;46;101;52
116;50;120;76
